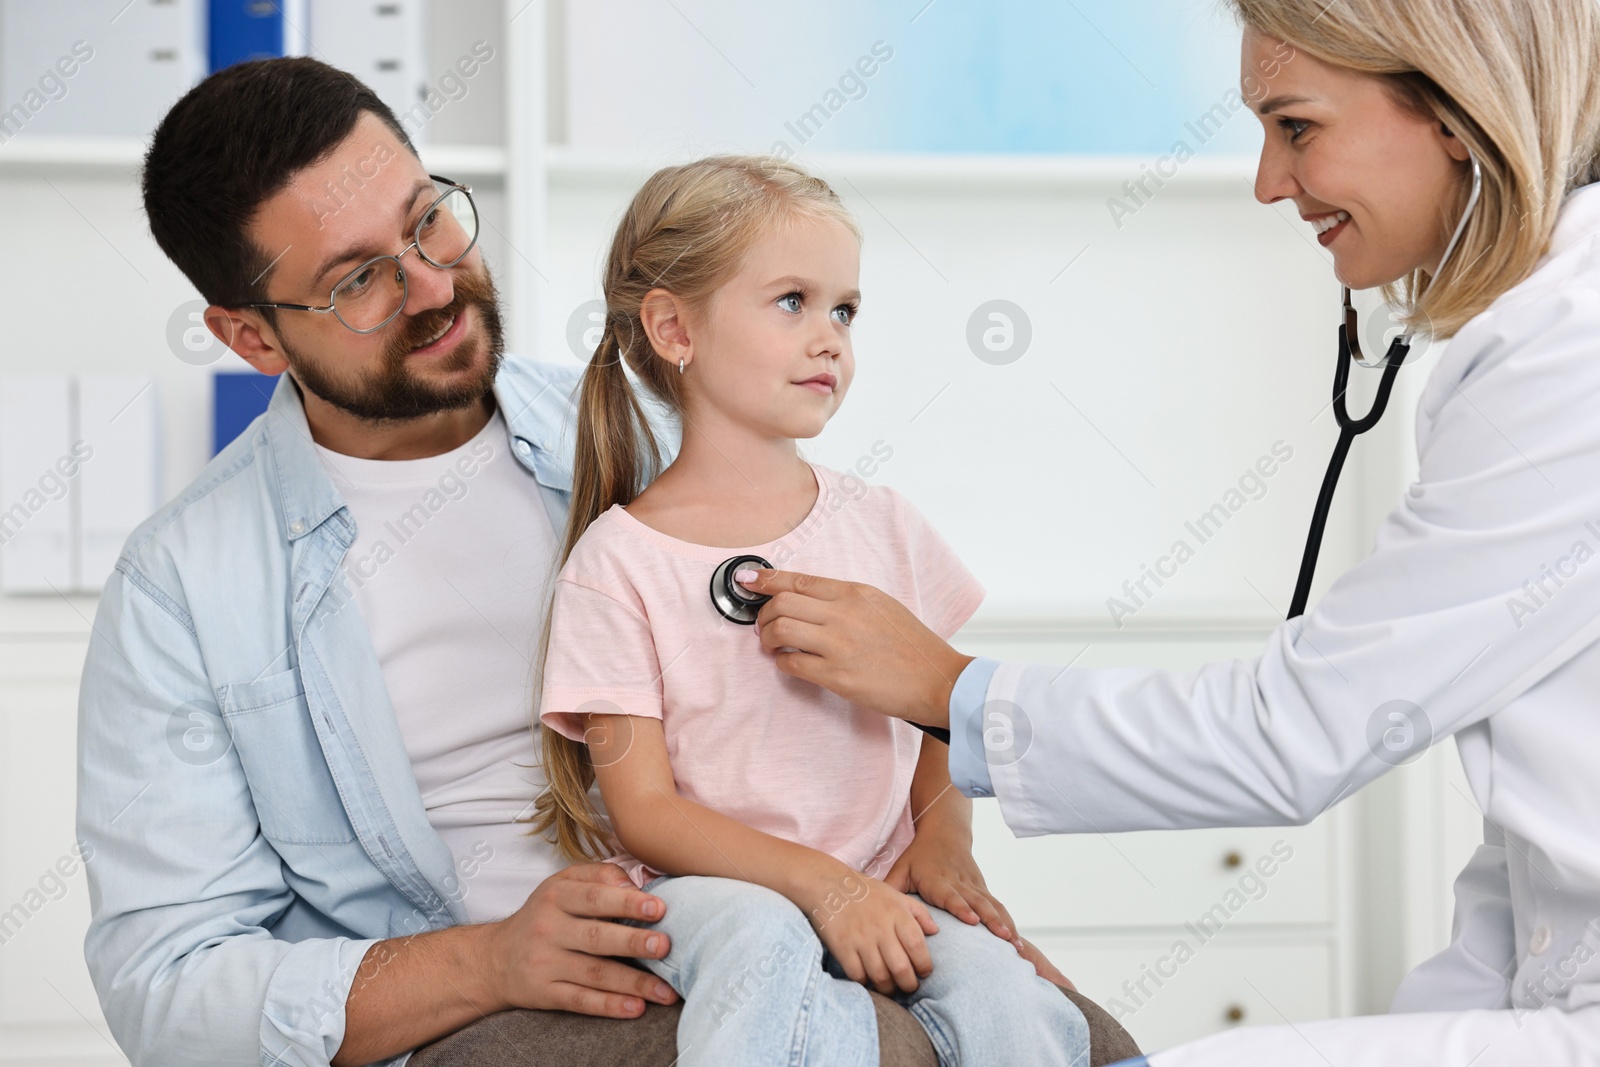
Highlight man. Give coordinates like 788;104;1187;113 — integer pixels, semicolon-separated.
75;57;1137;1066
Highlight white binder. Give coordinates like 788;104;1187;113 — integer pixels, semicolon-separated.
309;1;428;142
76;377;162;593
0;377;76;594
0;0;206;141
0;376;162;595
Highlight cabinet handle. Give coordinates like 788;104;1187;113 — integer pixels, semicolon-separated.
1223;850;1243;869
1225;1004;1245;1023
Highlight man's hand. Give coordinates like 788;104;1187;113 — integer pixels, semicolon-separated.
487;862;680;1017
334;863;677;1066
745;569;972;729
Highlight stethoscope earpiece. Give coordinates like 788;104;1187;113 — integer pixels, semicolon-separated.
710;554;773;624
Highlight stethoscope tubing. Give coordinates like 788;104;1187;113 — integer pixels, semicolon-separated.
1287;325;1407;618
1288;151;1481;620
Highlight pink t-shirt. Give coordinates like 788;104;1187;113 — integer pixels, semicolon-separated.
539;461;985;889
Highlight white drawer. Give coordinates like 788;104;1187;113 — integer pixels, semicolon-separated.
972;803;1333;928
1032;932;1336;1055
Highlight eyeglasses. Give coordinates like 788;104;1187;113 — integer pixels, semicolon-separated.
244;175;479;334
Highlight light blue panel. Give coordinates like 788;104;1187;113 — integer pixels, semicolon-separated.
769;0;1263;157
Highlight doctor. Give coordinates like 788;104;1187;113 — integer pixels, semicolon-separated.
741;0;1600;1062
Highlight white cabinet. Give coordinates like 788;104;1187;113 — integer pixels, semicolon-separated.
1040;932;1335;1054
959;624;1356;1054
974;809;1332;930
0;639;124;1066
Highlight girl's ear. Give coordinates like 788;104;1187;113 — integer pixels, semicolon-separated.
639;288;693;370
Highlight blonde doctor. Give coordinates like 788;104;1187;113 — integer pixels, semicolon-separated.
739;0;1600;1063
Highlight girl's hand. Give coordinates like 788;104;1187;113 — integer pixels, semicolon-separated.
798;864;938;995
886;816;1077;990
884;818;1018;946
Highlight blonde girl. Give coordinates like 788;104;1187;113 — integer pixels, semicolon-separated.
529;155;1091;1066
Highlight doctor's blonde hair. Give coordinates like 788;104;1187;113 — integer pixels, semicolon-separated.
1227;0;1600;337
528;155;859;863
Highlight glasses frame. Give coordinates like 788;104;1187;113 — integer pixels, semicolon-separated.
242;175;478;335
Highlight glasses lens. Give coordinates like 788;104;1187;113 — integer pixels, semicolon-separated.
331;257;406;332
416;187;478;268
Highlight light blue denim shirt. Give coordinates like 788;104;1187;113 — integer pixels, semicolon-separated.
75;355;586;1067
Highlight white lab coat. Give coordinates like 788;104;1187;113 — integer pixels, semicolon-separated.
984;183;1600;1065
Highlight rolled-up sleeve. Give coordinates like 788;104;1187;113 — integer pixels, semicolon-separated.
77;565;382;1067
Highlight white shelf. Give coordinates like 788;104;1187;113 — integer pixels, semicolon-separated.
424;143;510;181
1;136;1259;194
545;147;1261;193
0;136;149;176
0;137;509;181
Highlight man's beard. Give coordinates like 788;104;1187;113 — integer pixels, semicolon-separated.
284;263;506;423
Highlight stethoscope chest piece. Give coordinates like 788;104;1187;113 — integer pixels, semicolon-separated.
710;554;773;624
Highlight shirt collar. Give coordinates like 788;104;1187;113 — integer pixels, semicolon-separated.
1547;181;1600;260
261;354;577;543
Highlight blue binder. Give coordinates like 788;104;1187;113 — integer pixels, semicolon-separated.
208;0;287;73
212;371;279;455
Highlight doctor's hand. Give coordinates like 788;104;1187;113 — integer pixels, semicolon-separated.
746;569;973;730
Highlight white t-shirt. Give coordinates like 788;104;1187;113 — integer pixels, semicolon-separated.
312;406;564;922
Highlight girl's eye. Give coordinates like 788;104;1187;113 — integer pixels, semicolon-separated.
832;303;858;326
1278;117;1311;142
777;293;803;314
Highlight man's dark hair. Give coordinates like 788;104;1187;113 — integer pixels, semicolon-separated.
142;57;416;308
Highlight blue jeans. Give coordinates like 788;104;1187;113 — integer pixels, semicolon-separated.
624;874;1090;1067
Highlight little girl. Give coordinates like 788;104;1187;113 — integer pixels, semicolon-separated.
530;155;1089;1066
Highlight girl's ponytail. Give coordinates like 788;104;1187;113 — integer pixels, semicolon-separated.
527;155;859;863
525;313;670;864
567;316;667;562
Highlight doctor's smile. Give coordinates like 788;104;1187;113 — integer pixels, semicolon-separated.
59;0;1600;1065
1305;210;1350;244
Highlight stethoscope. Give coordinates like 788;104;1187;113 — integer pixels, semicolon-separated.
709;553;959;743
708;153;1484;746
710;554;774;625
1288;151;1482;619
